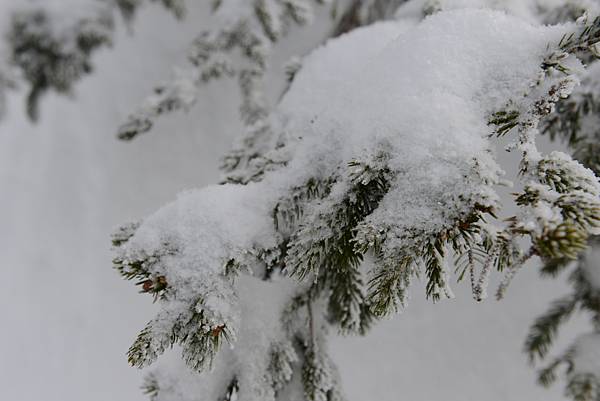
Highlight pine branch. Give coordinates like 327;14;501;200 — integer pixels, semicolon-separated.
367;253;414;317
537;357;563;387
301;345;343;401
112;245;175;301
128;302;231;372
274;177;334;233
496;247;536;300
524;294;578;362
285;160;391;280
9;7;113;120
220;378;239;401
535;223;589;261
325;262;374;335
566;373;600;401
423;234;449;302
141;373;160;401
540;257;572;277
267;341;298;394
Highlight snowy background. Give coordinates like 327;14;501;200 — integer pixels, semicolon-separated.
0;3;584;401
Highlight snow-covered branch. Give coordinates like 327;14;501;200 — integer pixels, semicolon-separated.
112;4;600;400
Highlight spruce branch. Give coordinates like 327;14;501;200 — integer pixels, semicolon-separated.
489;109;520;137
496;247;537;300
274;177;334;234
325;261;374;335
423;234;450;302
566;373;600;401
540;257;573;277
535;222;589;261
267;341;298;394
220;378;239;401
111;222;140;247
141;372;160;401
367;253;414;317
128;301;232;372
301;344;343;401
524;294;578;362
285;160;391;280
538;357;563;387
473;242;499;302
9;6;114;120
112;244;176;301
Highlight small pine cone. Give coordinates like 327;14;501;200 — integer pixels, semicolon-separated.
535;222;588;260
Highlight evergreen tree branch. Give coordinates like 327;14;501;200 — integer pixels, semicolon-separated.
525;294;578;363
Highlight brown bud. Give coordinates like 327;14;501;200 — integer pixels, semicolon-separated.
142;280;153;292
211;325;225;338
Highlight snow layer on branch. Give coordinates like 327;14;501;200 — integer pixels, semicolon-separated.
282;9;565;162
119;183;280;338
125;182;277;282
276;9;567;233
278;20;417;118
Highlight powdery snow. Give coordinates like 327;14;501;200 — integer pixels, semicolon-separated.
120;183;280;338
274;8;568;238
130;183;277;273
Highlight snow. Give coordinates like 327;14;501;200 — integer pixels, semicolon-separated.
272;8;568;248
118;183;281;342
127;183;277;270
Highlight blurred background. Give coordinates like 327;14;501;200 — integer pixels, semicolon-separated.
0;3;584;401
